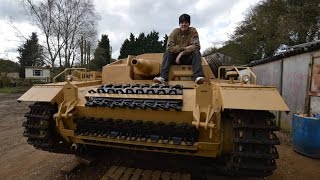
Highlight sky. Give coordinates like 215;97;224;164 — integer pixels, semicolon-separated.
0;0;261;63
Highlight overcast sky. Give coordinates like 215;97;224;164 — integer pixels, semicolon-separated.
0;0;261;63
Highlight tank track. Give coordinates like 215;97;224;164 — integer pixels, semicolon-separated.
75;117;199;146
23;102;71;154
223;110;280;177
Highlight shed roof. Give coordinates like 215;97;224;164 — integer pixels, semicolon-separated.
25;66;50;69
248;40;320;67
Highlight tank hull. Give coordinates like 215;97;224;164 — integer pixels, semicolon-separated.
19;53;289;177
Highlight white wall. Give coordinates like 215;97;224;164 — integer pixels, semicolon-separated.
25;68;50;78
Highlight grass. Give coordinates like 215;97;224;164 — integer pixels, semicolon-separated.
0;86;31;93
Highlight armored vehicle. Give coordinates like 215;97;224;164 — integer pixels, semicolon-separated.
18;53;288;177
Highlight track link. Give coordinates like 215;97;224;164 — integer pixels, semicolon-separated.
88;84;183;95
75;117;199;147
86;83;184;111
23;102;71;153
85;98;182;111
224;110;280;177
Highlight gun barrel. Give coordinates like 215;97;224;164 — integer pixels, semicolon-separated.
131;58;160;75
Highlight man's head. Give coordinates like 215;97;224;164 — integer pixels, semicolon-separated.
179;14;190;32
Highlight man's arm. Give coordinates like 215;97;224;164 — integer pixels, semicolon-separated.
166;29;184;53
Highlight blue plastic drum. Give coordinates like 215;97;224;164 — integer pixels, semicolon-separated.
292;114;320;158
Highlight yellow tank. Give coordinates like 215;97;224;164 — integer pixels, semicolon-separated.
18;53;288;177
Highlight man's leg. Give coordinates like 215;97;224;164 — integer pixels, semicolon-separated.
190;51;204;79
159;51;176;80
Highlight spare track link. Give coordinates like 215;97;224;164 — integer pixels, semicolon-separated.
88;84;183;95
86;84;183;111
75;117;199;147
23;102;70;154
226;110;280;177
86;98;182;111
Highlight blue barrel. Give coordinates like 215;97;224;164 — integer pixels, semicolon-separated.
292;114;320;158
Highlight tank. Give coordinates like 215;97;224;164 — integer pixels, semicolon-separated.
18;53;289;177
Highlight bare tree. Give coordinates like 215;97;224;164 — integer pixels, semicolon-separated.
24;0;99;68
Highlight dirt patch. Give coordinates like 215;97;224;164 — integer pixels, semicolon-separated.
0;93;74;180
270;131;320;180
276;130;292;146
0;93;319;179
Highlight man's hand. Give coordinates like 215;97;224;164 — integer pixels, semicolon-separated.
175;52;183;64
185;45;196;51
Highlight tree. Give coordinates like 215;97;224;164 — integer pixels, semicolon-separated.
98;34;112;64
18;32;44;78
118;39;131;59
162;34;168;51
202;46;219;57
279;0;320;43
0;59;20;87
210;0;320;64
118;31;166;59
135;33;146;55
25;0;99;68
118;33;136;59
90;34;112;70
223;0;288;63
128;33;136;56
146;30;163;53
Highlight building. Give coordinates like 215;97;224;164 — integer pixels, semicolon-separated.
25;66;51;83
247;41;320;131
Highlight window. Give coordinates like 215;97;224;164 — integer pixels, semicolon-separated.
33;70;43;76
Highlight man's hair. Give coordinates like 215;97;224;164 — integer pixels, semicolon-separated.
179;14;190;24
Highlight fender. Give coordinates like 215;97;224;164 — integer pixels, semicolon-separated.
219;85;289;111
17;84;64;104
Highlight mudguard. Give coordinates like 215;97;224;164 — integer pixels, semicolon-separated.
17;85;63;104
220;86;289;111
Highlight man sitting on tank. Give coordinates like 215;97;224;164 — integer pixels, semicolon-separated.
153;14;205;84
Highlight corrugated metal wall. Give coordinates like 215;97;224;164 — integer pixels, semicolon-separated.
252;60;282;91
252;61;282;126
280;54;311;131
251;53;314;131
